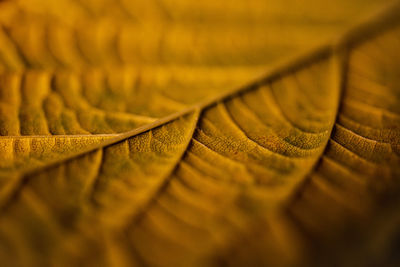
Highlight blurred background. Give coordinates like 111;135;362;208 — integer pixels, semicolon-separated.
0;0;385;105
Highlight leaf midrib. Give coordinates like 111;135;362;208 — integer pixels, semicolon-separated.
2;0;399;211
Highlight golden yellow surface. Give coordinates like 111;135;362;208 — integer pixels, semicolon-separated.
0;0;385;170
0;0;399;266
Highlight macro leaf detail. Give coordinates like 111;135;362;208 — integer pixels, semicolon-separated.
0;0;399;267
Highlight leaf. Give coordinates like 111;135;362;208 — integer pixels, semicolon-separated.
0;1;400;267
0;0;387;172
0;135;118;175
0;53;338;263
0;110;201;266
0;66;268;173
1;3;399;266
0;0;383;70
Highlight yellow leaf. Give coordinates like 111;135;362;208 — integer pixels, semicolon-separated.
0;0;399;267
0;0;388;172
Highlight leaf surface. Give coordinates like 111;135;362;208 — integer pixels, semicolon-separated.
0;1;399;267
0;0;387;171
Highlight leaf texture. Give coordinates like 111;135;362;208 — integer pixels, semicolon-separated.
220;12;400;267
0;110;201;266
0;51;340;265
0;1;399;267
0;135;117;175
0;0;382;70
0;0;387;172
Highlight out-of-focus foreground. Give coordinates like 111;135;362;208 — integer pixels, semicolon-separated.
0;0;399;266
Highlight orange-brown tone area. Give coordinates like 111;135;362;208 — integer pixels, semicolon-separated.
0;0;399;266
